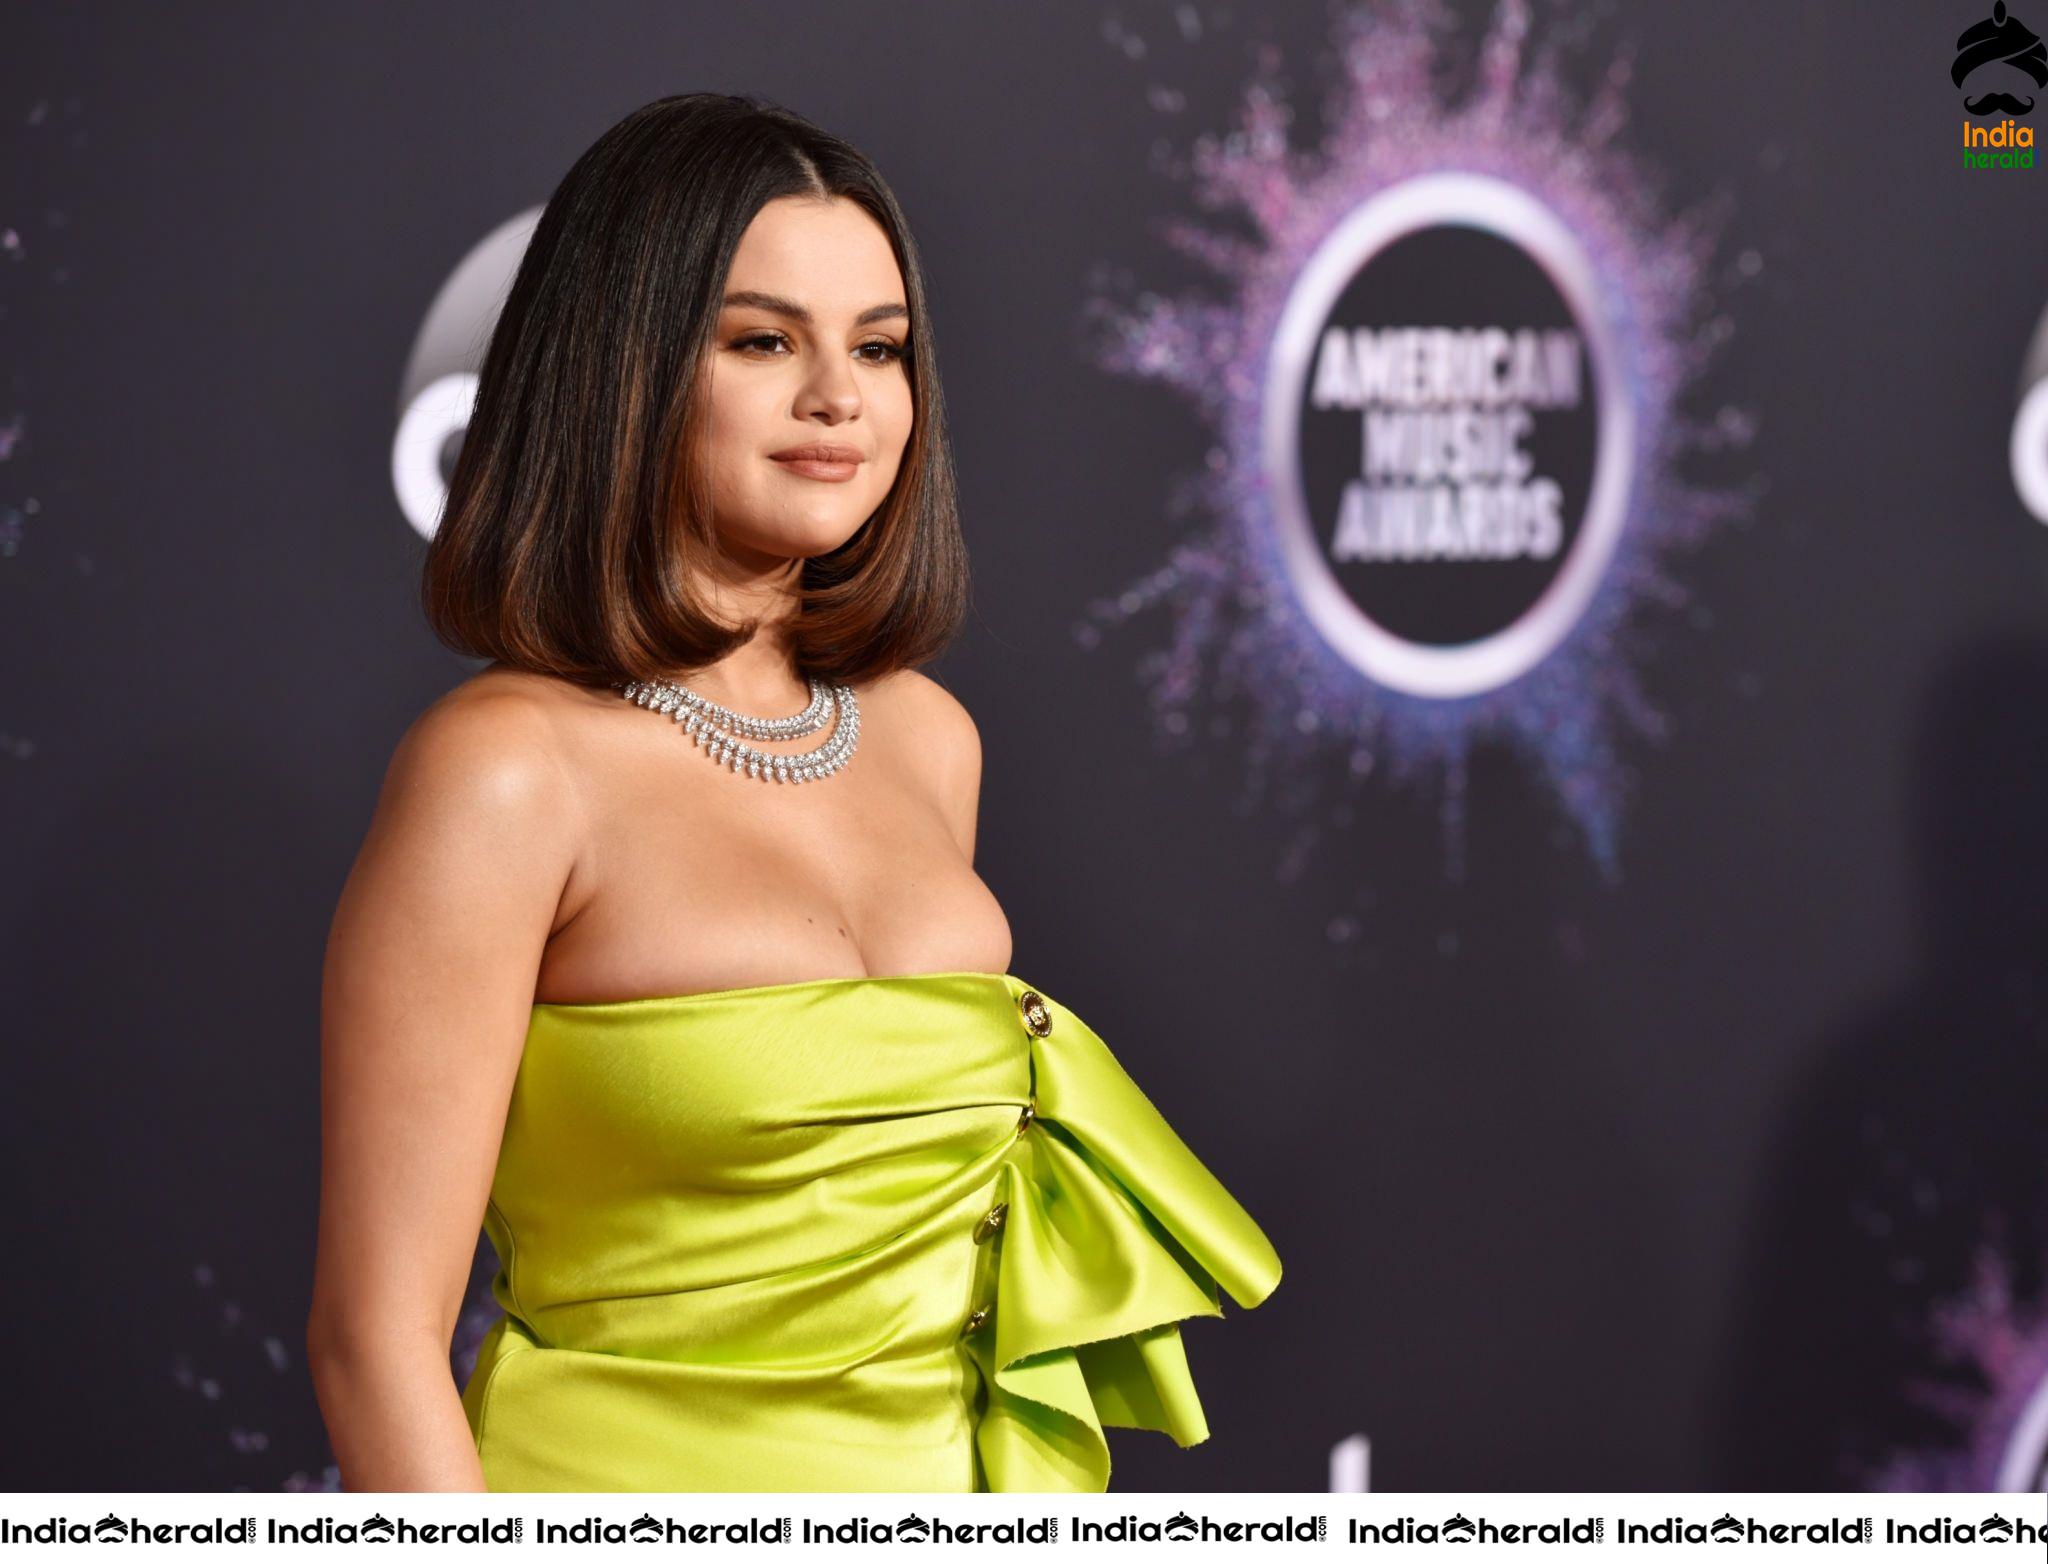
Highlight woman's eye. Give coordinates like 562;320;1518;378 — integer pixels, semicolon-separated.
731;332;908;364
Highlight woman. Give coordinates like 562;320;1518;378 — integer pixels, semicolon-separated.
306;91;1281;1494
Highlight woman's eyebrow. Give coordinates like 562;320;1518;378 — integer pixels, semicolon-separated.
721;289;908;328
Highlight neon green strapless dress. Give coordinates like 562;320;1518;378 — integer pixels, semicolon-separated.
458;969;1282;1492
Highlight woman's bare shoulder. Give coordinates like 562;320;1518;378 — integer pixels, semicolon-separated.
862;668;983;834
326;669;595;1039
429;662;610;722
382;666;602;818
864;666;980;748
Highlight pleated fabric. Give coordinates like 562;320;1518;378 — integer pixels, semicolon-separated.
458;970;1282;1492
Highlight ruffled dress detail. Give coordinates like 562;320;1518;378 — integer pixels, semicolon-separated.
459;970;1281;1492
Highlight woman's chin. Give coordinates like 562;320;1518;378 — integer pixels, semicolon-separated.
723;513;871;563
783;509;877;557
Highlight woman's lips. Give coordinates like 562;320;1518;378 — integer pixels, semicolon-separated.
769;454;862;482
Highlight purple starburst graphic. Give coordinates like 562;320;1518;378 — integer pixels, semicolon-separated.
1076;0;1760;884
1867;1237;2048;1492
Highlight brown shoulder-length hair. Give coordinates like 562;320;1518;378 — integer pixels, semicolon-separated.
421;92;967;690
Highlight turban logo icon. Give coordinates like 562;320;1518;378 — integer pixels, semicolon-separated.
1954;0;2048;114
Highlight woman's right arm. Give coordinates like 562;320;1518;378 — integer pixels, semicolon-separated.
305;686;585;1491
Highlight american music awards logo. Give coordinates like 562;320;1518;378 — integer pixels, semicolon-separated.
1265;174;1626;702
390;210;540;541
1957;1;2043;167
1079;0;1755;884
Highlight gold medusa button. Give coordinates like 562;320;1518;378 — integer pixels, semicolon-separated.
1015;1095;1037;1136
964;1305;991;1334
974;1201;1009;1243
1018;989;1052;1038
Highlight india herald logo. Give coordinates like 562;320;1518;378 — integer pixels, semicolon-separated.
1954;1;2047;115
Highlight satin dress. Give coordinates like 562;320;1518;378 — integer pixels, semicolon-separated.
458;969;1282;1492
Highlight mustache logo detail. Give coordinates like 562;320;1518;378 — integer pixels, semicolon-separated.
1954;0;2048;114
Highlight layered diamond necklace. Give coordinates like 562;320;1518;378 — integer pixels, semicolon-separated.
612;674;860;783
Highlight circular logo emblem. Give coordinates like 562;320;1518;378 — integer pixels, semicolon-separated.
1996;1368;2048;1490
1262;172;1634;697
392;207;542;540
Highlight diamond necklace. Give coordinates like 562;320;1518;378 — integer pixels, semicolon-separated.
611;674;861;783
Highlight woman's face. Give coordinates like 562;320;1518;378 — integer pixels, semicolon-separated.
698;195;913;568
